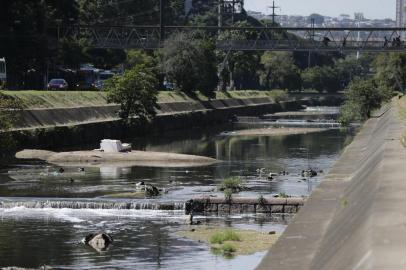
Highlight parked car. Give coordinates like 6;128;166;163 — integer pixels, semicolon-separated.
47;79;68;90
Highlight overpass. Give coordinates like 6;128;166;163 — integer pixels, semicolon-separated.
58;25;406;52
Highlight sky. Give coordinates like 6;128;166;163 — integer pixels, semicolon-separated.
244;0;396;19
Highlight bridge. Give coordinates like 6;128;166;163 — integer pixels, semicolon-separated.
58;25;406;52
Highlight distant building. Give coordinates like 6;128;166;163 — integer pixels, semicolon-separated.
397;0;406;27
397;0;406;37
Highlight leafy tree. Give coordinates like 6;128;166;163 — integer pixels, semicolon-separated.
339;78;392;125
259;52;302;91
373;52;406;93
218;21;262;90
162;32;218;96
301;66;341;93
106;65;158;121
334;55;374;89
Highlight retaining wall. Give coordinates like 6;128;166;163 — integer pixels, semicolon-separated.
8;96;342;149
257;103;406;270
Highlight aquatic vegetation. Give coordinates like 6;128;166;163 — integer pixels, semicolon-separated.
211;243;237;259
257;195;267;206
219;177;245;192
224;189;233;202
210;230;241;244
178;227;279;257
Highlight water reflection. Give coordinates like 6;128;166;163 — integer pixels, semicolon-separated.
0;114;356;269
0;126;354;199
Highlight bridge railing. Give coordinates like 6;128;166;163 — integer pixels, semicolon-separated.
57;25;406;52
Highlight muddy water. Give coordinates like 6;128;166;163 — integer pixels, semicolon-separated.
0;108;355;269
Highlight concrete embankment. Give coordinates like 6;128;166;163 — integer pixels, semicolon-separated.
185;197;305;215
8;95;342;149
257;103;406;270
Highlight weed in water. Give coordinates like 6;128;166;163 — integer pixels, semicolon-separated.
257;195;266;206
219;177;243;192
210;230;241;244
224;189;233;202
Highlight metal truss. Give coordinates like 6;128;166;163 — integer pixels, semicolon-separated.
58;25;406;52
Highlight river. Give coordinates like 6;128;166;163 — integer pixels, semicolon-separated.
0;107;355;269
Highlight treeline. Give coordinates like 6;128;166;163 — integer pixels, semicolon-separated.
0;0;354;92
339;53;406;125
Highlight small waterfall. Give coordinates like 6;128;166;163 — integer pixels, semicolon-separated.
0;199;185;211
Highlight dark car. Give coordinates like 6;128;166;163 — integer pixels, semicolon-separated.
47;79;68;90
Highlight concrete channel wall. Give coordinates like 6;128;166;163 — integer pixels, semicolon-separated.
9;96;342;149
257;104;406;270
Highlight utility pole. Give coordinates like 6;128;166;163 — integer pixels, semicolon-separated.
160;0;164;43
268;1;280;25
308;18;315;68
218;0;223;29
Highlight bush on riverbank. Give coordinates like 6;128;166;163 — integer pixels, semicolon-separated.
339;78;393;126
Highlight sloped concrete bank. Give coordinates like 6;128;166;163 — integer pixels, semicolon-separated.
257;103;406;270
8;96;342;149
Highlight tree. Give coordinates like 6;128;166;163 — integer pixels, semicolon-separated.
373;52;406;93
126;50;155;69
259;52;301;91
162;32;218;96
339;78;391;125
106;65;158;121
301;66;341;93
334;55;374;89
218;21;262;90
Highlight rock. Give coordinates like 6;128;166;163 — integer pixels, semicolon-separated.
185;199;205;215
83;233;113;252
145;184;160;197
301;169;317;178
135;181;160;197
268;231;276;235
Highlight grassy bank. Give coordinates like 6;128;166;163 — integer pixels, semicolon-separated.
2;90;286;109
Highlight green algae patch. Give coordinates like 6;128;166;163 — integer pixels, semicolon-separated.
177;227;279;256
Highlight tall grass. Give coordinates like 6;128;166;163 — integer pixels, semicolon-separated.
210;230;241;244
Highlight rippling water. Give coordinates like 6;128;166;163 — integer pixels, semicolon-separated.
0;108;355;269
